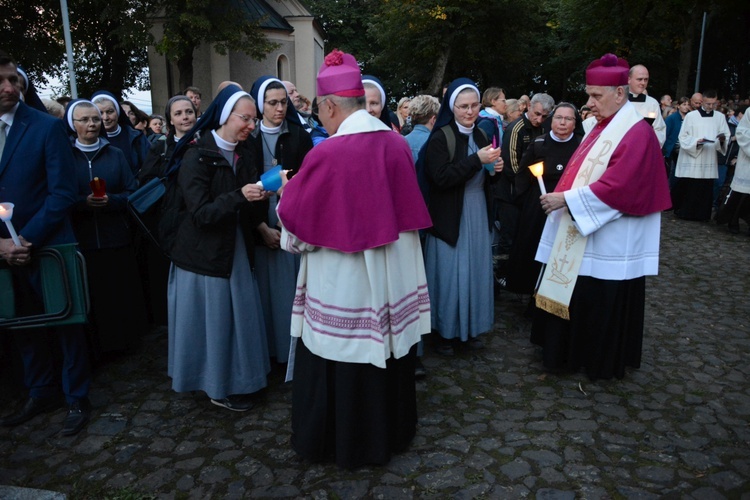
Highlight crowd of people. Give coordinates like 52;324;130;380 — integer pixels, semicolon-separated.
1;46;748;469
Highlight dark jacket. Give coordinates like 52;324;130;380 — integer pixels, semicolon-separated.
169;132;260;278
424;122;495;246
107;126;151;177
250;120;313;238
499;114;544;203
137;135;177;186
70;139;138;250
0;101;78;246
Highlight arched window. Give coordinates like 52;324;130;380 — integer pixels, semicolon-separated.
277;55;290;80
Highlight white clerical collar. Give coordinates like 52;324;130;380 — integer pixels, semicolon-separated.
212;129;237;151
106;125;122;138
456;122;474;135
550;131;573;143
333;109;390;137
260;122;282;134
75;139;101;152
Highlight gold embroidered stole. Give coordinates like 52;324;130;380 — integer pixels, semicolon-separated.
535;104;642;319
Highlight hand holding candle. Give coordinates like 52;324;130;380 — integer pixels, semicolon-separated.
90;177;106;197
529;161;547;195
480;141;501;176
0;202;22;246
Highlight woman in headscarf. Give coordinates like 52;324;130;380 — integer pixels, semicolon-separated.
249;76;313;364
16;65;47;113
121;100;150;133
506;102;581;296
362;75;396;131
135;95;198;327
138;96;198;185
91;90;150;177
423;78;503;356
167;84;270;411
66;99;148;357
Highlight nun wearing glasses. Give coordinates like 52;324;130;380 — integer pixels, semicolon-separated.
249;76;313;364
422;78;503;356
166;85;270;412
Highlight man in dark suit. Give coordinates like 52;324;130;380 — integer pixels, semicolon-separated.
0;51;92;435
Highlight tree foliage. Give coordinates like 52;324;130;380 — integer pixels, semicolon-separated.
154;0;279;91
3;0;153;98
308;0;750;106
0;0;65;82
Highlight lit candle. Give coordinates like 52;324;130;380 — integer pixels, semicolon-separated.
529;161;547;195
0;202;21;246
647;111;656;119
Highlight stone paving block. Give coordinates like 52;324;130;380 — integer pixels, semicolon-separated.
370;485;413;499
106;471;137;489
500;458;531;480
174;457;205;470
136;468;176;491
708;470;746;490
415;467;467;490
0;486;65;500
636;465;675;484
83;450;112;468
435;435;471;454
73;435;110;455
521;449;563;467
198;465;231;484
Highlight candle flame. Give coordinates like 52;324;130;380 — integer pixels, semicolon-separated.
648;112;656;118
529;162;544;178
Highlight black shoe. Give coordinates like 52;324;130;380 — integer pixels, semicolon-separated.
414;358;427;379
0;396;61;427
210;395;253;412
61;399;91;436
467;337;485;350
434;339;455;357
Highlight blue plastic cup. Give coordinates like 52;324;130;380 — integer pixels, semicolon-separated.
260;165;283;191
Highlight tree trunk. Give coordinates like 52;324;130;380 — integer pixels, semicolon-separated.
426;46;451;96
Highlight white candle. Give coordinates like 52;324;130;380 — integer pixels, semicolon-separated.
0;203;21;246
3;220;21;246
529;162;547;195
536;176;547;196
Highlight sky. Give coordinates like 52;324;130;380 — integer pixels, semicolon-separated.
37;80;154;115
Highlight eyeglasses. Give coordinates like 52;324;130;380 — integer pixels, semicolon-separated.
72;117;102;124
454;102;481;113
264;99;288;108
552;115;576;122
312;97;331;115
232;113;258;126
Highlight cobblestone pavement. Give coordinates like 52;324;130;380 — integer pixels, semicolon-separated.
1;213;749;499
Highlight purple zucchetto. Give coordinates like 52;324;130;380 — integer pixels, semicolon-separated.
316;49;365;98
586;53;629;86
